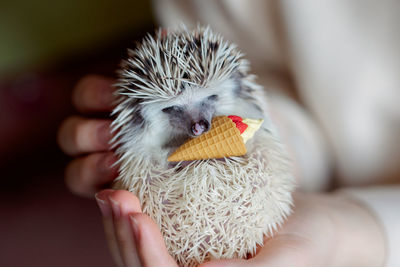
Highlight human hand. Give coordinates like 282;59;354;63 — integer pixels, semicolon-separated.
57;75;176;266
57;75;119;197
96;191;386;267
201;192;385;267
95;189;178;267
58;76;385;267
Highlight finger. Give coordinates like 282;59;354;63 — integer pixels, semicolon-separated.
58;116;112;156
199;234;310;267
199;259;246;267
65;152;118;197
246;233;312;267
109;190;143;267
72;75;116;113
130;213;178;267
96;190;124;267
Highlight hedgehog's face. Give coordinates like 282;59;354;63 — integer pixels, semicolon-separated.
161;93;218;137
139;77;264;150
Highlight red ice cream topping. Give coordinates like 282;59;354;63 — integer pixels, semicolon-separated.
227;115;248;134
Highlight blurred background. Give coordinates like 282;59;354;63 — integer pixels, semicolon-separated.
1;1;400;266
0;0;154;266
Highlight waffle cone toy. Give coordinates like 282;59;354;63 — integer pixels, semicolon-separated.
168;115;263;161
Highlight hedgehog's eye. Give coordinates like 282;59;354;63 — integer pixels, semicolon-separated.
162;106;183;113
207;94;218;101
201;95;218;108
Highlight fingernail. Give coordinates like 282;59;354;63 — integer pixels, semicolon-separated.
129;214;140;243
105;153;118;170
95;193;111;218
109;197;121;218
99;84;115;108
97;121;112;148
99;153;118;174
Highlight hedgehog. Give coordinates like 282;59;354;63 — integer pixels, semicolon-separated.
111;25;295;267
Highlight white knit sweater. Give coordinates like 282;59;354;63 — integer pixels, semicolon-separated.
153;0;400;266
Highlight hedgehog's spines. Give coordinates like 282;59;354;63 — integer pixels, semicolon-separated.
117;25;245;103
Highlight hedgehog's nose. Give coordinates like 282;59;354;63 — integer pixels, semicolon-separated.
191;119;210;136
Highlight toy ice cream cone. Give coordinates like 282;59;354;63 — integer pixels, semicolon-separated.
167;115;263;162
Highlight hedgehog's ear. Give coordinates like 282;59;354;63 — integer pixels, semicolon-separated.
237;58;251;76
231;71;252;97
157;28;169;40
120;98;145;127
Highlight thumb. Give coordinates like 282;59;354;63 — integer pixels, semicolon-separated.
199;234;311;267
129;213;178;267
249;234;312;267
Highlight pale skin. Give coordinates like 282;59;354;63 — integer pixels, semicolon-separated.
58;75;386;267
